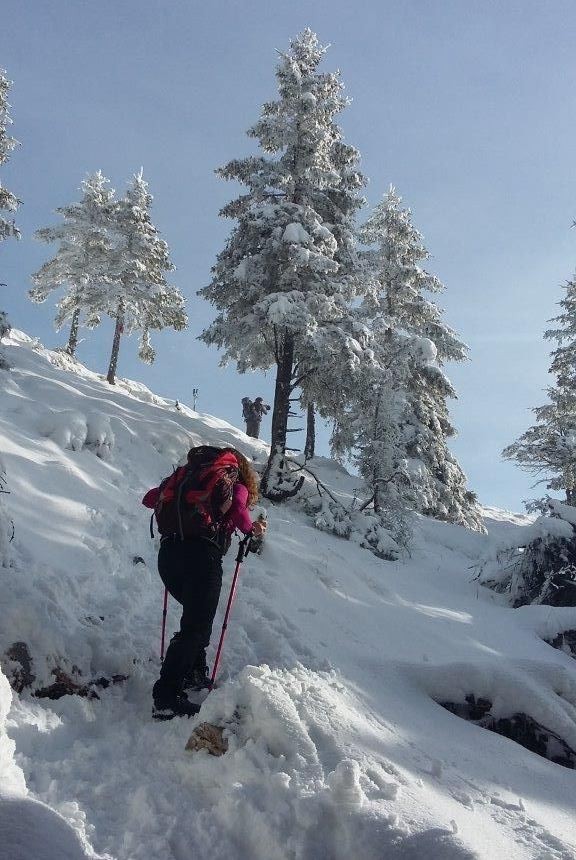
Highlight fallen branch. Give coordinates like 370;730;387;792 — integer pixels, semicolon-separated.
285;459;364;511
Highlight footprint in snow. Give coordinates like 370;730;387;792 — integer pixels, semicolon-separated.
358;764;400;800
317;572;341;591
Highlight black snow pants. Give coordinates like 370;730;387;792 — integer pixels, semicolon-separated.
153;536;223;703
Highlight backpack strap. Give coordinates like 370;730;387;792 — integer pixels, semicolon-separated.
176;469;191;540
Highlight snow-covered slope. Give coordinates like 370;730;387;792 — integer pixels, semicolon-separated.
1;330;575;860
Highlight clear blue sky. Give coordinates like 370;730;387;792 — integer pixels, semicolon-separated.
2;0;576;511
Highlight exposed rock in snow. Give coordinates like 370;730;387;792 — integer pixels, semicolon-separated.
185;722;229;757
440;694;576;769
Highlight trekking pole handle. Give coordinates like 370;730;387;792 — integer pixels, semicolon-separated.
235;532;252;563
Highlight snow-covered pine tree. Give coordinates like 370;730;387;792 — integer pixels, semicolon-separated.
102;172;186;384
0;309;9;342
0;308;9;371
359;187;483;530
199;29;365;499
504;273;576;504
325;318;433;546
291;307;420;553
30;172;116;356
0;70;19;245
0;69;20;370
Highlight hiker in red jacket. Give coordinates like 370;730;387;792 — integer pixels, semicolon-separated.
144;447;265;720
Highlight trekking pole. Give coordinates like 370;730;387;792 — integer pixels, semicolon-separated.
160;587;169;661
209;532;252;689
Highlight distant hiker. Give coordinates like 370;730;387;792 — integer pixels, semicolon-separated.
142;446;266;720
242;395;270;439
253;397;270;422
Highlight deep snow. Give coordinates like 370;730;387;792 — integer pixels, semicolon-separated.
0;330;575;860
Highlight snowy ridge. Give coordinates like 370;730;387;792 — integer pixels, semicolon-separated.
1;331;576;859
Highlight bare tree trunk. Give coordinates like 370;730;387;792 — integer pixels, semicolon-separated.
66;308;80;357
106;303;124;385
304;402;315;461
262;332;294;493
261;331;303;500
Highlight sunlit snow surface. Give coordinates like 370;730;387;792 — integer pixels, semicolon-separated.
1;330;575;860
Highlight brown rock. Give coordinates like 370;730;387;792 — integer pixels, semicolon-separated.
185;722;228;757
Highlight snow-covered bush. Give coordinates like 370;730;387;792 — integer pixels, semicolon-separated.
477;500;576;607
85;413;114;459
312;496;407;561
311;496;354;539
351;510;407;561
39;410;115;458
40;410;88;452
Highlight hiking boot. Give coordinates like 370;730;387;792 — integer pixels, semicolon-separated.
152;693;201;721
183;666;212;692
